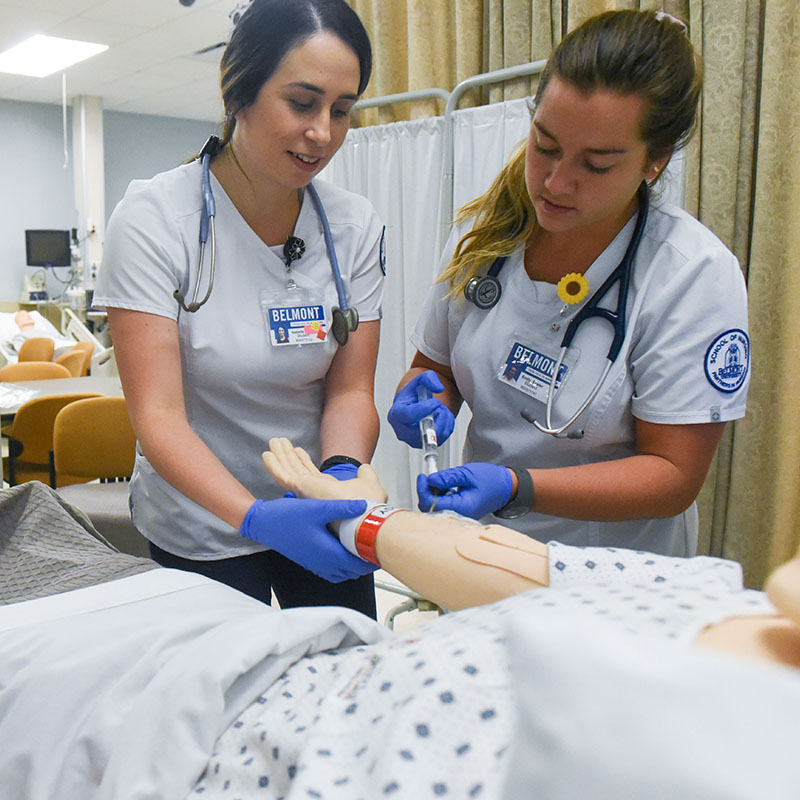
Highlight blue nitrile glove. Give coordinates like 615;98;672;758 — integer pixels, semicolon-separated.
387;370;455;448
240;498;376;582
416;462;513;519
322;463;360;481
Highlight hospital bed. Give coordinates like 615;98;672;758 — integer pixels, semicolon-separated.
2;481;800;800
0;310;74;368
0;308;114;374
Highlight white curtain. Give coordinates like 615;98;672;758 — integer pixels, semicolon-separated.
321;117;445;508
322;97;685;506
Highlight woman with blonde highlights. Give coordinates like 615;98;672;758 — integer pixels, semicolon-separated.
388;10;748;557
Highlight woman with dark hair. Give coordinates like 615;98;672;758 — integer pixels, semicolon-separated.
389;10;750;557
94;0;385;616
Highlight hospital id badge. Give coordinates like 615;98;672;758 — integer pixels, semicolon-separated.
260;287;329;347
497;338;580;404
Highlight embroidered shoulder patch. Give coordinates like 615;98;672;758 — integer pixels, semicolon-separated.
704;329;749;393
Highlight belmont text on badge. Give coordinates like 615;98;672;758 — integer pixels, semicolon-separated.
498;341;569;403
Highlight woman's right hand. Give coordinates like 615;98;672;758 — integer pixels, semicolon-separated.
240;497;375;582
387;370;455;448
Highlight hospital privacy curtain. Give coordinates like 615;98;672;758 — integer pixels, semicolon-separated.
346;0;800;588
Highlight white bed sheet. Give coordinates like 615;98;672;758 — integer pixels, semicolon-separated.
0;570;389;800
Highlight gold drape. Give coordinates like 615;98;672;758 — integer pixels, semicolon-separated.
347;0;800;586
722;0;800;585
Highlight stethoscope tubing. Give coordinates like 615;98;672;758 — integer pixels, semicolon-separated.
176;141;353;342
306;182;351;314
525;182;650;437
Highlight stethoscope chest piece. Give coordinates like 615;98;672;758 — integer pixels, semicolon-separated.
331;305;359;346
464;254;508;310
464;274;502;309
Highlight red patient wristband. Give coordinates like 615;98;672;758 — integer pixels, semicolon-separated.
354;505;402;565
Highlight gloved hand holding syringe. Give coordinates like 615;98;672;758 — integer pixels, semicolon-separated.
416;383;439;476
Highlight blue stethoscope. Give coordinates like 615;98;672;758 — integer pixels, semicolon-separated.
174;136;359;346
465;182;649;439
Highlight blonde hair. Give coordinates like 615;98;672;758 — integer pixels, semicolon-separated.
440;9;701;299
439;144;535;298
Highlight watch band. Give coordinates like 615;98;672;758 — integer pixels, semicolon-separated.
319;455;362;472
493;466;534;520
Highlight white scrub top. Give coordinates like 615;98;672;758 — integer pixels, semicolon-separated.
94;161;385;558
411;200;749;556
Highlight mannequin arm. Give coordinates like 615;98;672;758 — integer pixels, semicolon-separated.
262;438;547;610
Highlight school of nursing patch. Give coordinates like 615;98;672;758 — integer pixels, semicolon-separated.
704;329;749;393
379;226;387;275
267;304;328;346
498;341;569;403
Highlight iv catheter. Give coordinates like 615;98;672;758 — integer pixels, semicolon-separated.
416;384;440;475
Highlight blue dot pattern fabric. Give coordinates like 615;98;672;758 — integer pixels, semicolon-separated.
192;544;773;798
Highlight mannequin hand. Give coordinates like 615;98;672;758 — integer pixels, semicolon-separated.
416;463;513;519
263;439;388;502
240;497;376;582
388;370;455;448
322;462;360;481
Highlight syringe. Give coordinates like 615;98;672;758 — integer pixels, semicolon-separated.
416;384;439;475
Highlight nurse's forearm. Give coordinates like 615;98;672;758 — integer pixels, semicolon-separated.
321;320;380;463
529;455;704;520
136;415;256;529
109;307;254;531
320;389;380;463
528;419;724;520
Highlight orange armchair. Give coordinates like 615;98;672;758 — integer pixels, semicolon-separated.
17;337;55;362
0;361;71;381
1;392;102;486
53;396;148;557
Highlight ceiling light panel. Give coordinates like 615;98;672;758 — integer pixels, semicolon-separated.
0;34;108;77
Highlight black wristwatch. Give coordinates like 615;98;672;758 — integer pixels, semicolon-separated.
494;466;535;519
319;455;362;472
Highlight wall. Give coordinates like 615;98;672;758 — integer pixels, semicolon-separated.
103;110;214;219
0;100;75;303
0;98;215;303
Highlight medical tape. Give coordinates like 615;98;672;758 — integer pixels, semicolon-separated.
455;527;550;586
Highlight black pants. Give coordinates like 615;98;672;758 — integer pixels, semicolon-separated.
148;542;377;619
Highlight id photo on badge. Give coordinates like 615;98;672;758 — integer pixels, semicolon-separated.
260;288;329;347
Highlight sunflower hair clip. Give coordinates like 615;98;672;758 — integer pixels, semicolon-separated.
556;273;589;305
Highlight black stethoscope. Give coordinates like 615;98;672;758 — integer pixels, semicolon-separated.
174;136;359;346
464;182;650;438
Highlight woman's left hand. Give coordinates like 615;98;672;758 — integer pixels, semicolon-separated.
417;462;513;519
322;462;360;481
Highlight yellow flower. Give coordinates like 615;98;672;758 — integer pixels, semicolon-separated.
556;272;589;305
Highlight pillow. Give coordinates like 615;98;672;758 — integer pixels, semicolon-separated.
504;612;800;799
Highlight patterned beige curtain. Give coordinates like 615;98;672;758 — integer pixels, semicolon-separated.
721;0;800;585
347;0;800;587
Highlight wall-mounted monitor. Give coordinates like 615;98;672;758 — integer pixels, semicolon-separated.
25;229;71;268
